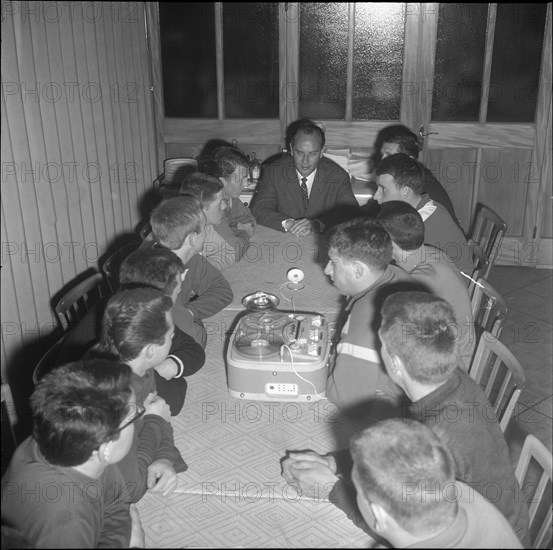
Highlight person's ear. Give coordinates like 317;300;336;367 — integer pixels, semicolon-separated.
389;354;405;378
352;260;366;279
144;342;157;360
97;442;112;465
187;232;198;247
371;502;390;534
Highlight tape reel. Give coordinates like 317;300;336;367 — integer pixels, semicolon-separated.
286;268;305;290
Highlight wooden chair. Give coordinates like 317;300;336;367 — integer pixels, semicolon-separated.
101;240;140;293
468;333;526;433
32;335;66;385
471;276;508;341
515;434;553;548
54;272;108;332
467;241;490;298
139;221;152;241
469;205;507;279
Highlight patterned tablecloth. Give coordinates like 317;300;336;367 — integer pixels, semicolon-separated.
136;225;375;548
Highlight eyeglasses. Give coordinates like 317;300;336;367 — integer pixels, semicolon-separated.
112;405;146;436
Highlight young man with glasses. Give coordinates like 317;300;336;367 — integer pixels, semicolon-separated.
93;287;188;503
1;360;145;548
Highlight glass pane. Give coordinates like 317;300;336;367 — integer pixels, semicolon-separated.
159;2;217;118
487;3;547;122
299;3;349;120
353;3;405;120
223;3;279;118
432;4;488;121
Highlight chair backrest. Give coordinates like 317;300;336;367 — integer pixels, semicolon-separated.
139;221;152;241
101;240;140;293
32;335;66;386
515;434;553;548
468;332;526;432
467;241;490;298
54;273;108;332
471;276;508;340
469;205;507;279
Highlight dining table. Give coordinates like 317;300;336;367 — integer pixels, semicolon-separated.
135;223;375;548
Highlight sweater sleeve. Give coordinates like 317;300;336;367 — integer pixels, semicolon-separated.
168;327;206;377
251;161;290;231
178;255;233;320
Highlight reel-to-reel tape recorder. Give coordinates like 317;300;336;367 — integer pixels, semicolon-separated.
226;293;331;401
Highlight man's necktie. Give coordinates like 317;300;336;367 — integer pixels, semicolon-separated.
300;177;309;210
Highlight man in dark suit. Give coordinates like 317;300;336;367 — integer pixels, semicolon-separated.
251;120;358;236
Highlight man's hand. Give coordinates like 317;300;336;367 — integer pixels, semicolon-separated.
236;222;254;237
155;358;179;381
147;459;178;496
129;503;145;548
288;218;318;237
281;451;339;499
143;392;171;422
286;451;337;473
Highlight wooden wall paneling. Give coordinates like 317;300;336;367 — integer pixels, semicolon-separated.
164;119;282;146
0;207;21;372
2;13;52;337
96;4;126;238
416;2;438;138
1;104;44;380
531;4;552;265
280;2;299;145
478;3;497;123
401;2;421;133
477;148;533;237
57;12;99;265
426;123;535;149
119;10;142;232
215;2;224;121
1;2;158;377
145;3;165;173
345;3;355;122
424;148;477;234
129;4;157;218
102;3;134;235
83;6;114;250
112;8;139;231
26;12;67;293
138;4;161;189
42;12;85;284
71;10;105;257
319;120;399;150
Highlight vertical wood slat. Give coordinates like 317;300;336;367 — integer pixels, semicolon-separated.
345;3;355;123
215;2;224;121
478;3;497;124
145;3;165;171
280;2;299;146
1;1;157;380
529;4;552;253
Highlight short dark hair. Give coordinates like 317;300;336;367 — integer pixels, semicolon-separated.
151;196;204;250
211;146;250;179
380;291;458;384
327;217;392;272
350;418;457;536
179;171;224;208
375;154;425;196
31;360;133;466
119;248;185;295
99;288;173;362
383;130;420;159
291;120;326;150
376;201;425;251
